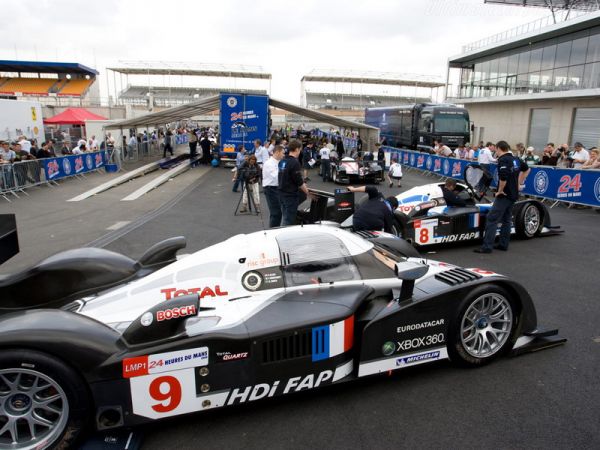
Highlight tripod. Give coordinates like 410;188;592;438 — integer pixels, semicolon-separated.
234;180;260;216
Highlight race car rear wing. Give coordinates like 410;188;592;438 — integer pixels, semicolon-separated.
0;214;19;266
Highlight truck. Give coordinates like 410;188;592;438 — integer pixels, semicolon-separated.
365;103;470;151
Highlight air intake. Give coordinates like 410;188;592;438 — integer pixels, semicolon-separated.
435;268;482;286
261;330;312;364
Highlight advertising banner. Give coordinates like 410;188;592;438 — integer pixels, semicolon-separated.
219;93;269;156
384;146;600;208
41;151;107;181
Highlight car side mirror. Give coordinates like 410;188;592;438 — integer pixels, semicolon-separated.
395;261;429;301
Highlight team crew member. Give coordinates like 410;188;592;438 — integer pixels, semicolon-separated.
475;141;530;253
387;158;403;187
278;140;310;226
254;139;270;168
441;179;467;207
319;143;331;182
263;145;285;227
348;185;398;234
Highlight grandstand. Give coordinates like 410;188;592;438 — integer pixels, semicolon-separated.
301;69;445;111
107;61;271;109
0;60;99;103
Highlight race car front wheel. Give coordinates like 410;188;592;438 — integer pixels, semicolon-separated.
0;349;90;449
515;202;542;239
448;284;518;367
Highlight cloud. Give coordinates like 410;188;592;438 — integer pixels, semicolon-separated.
0;0;551;102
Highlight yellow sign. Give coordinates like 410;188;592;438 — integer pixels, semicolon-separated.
31;107;37;121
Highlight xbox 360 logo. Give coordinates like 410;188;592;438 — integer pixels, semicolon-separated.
382;341;396;356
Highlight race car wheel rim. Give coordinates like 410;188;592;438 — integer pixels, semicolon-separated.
460;293;513;359
523;205;540;237
0;368;69;450
332;170;337;182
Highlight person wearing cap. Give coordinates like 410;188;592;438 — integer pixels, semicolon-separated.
523;146;540;167
571;142;589;169
348;185;398;234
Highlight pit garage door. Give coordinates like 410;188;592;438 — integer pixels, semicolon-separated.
571;107;600;149
528;108;551;151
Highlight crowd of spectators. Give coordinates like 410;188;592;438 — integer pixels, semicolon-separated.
428;139;600;170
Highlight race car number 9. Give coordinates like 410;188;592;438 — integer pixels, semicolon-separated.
149;376;181;412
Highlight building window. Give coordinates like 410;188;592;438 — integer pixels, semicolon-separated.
567;65;584;89
571;108;600;149
586;33;600;63
555;41;572;68
583;62;600;89
541;45;556;71
518;51;530;74
528;109;552;151
529;48;543;73
570;37;589;66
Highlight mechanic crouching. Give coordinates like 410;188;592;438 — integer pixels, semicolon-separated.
347;185;398;234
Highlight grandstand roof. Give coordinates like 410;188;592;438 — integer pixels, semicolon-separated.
484;0;600;11
105;94;378;131
107;61;271;79
301;69;445;88
0;60;98;76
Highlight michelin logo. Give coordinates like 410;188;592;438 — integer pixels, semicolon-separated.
396;351;441;367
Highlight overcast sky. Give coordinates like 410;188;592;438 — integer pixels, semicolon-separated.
1;0;550;102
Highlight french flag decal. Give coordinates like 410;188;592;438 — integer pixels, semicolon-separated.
469;213;480;228
312;316;354;362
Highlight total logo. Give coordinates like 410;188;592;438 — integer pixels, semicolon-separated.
534;171;549;195
160;285;229;300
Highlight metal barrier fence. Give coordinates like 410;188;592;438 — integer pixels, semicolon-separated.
383;146;600;208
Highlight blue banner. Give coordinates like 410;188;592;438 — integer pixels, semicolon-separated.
384;146;600;208
312;129;358;151
219;93;269;157
175;134;189;145
42;151;108;181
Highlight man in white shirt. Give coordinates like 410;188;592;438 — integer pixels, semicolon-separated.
89;135;99;151
18;136;32;154
319;144;331;182
387;158;403;187
262;145;285;227
571;142;589;169
254;139;269;167
478;142;497;166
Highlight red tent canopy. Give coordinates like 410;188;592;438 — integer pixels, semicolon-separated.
43;108;107;125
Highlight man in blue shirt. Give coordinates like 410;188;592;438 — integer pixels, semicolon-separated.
232;146;247;192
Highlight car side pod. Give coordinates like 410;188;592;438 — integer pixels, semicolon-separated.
510;328;567;357
395;261;429;301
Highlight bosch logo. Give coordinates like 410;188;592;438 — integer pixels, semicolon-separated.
156;305;197;322
62;158;72;175
534;171;549;195
227;96;237;108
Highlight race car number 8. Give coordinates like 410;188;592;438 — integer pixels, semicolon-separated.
419;228;429;243
149;376;182;412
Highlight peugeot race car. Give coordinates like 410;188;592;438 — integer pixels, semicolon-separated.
0;226;564;449
301;165;562;248
331;157;384;184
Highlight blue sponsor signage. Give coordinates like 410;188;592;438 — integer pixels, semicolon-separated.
41;151;107;181
384;146;600;208
219;93;269;157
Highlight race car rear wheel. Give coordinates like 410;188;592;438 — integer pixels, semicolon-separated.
448;284;518;366
0;349;90;449
515;202;542;239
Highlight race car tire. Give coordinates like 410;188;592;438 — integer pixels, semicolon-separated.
514;202;542;239
332;169;338;184
448;284;518;367
0;349;90;449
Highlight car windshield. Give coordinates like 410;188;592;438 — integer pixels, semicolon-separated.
434;113;469;133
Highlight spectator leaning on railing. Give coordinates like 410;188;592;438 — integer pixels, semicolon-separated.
581;147;600;170
523;146;541;166
571;142;589;169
